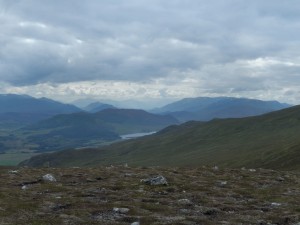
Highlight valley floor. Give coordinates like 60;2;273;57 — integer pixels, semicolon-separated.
0;166;299;225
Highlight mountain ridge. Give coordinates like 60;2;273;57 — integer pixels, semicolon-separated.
0;94;82;128
152;97;291;122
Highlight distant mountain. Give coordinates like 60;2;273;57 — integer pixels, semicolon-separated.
22;105;300;170
0;94;81;128
10;108;178;152
152;97;291;122
0;94;80;114
83;102;116;112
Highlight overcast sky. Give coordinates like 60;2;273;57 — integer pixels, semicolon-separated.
1;0;300;105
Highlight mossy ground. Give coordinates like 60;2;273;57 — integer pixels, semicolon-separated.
0;166;299;225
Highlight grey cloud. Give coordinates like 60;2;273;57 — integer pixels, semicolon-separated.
0;0;300;100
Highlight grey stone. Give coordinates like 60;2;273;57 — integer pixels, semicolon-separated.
141;175;168;185
113;207;130;214
42;174;57;182
178;199;192;205
131;222;140;225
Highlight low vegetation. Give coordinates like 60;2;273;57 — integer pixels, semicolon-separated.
1;165;299;224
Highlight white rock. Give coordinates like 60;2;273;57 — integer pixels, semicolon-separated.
212;166;219;171
131;222;140;225
249;169;256;172
113;207;130;214
8;170;19;174
271;202;281;207
21;185;28;190
217;181;227;187
42;174;57;182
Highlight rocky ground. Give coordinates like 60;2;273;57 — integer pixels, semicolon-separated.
0;165;300;225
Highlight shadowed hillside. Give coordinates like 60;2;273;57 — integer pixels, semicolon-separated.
21;105;300;170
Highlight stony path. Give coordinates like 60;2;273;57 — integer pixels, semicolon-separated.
0;166;299;225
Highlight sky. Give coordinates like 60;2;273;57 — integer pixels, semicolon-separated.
1;0;300;106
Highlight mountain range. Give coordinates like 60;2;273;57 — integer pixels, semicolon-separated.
21;105;300;170
152;97;290;122
83;102;116;113
0;94;81;128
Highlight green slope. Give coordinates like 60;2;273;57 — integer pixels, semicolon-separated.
20;105;300;170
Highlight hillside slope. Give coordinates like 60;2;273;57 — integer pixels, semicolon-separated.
21;105;300;170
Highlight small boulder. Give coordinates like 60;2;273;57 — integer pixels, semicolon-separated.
113;207;130;214
141;175;168;186
131;222;140;225
217;181;228;187
178;199;192;205
43;174;57;182
270;202;281;207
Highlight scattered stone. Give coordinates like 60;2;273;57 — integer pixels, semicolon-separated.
217;181;228;187
0;166;299;224
124;173;134;177
113;207;130;214
8;170;19;174
59;214;83;223
276;177;285;182
131;222;140;225
86;178;95;182
178;199;192;205
52;204;72;211
202;207;221;216
141;175;168;185
213;166;219;171
179;209;191;214
271;202;282;207
42;174;57;182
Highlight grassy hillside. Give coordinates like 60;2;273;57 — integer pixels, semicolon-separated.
21;105;300;170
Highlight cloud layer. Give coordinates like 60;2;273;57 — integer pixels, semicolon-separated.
1;0;300;103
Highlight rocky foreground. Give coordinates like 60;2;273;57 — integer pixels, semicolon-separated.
0;166;300;225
